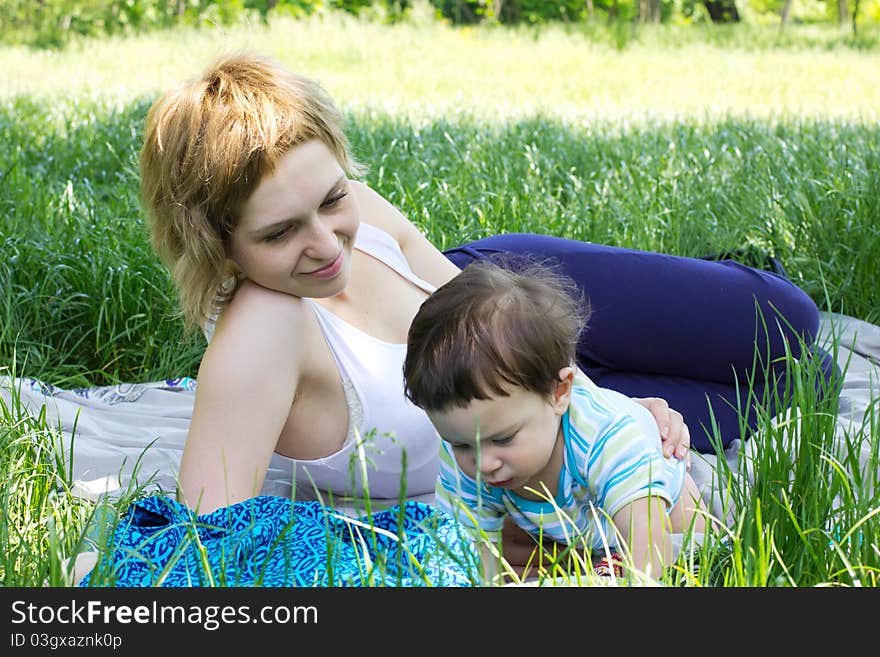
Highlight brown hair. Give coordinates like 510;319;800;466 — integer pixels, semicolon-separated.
140;51;364;332
404;257;589;411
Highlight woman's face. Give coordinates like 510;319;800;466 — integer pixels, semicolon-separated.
227;139;360;299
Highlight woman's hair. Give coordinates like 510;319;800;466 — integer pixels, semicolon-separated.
404;257;589;411
140;51;364;332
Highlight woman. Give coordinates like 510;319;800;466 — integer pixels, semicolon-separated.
141;52;824;520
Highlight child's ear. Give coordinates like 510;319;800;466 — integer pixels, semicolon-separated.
552;366;575;413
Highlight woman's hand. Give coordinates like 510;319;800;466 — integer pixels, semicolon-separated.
631;397;691;469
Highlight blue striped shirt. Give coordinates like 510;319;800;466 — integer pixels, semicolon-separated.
435;370;686;549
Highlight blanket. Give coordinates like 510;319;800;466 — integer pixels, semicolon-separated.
3;311;878;583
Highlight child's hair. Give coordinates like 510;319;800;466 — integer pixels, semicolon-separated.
140;51;364;332
404;257;589;411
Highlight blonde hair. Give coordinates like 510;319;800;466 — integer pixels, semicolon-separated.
140;52;363;332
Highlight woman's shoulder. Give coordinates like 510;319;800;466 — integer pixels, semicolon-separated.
197;281;318;390
211;280;311;345
229;279;306;313
350;180;408;241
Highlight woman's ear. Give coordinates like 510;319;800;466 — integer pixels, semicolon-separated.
552;366;575;414
219;259;243;294
224;258;241;277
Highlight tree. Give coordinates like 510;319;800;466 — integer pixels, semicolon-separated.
703;0;740;22
780;0;793;27
639;0;661;22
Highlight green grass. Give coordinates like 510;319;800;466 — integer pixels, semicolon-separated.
2;15;878;119
1;14;878;587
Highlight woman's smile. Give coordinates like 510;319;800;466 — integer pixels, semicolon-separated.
302;249;344;279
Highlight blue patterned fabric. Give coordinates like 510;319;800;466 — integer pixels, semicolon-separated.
22;376;197;404
80;495;478;587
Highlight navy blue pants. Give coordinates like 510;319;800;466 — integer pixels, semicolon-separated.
444;233;836;453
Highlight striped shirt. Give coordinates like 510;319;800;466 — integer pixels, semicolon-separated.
435;369;686;549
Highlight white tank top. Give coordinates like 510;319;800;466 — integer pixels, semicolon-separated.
272;222;441;508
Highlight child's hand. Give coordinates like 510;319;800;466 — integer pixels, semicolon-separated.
631;397;691;470
501;517;540;568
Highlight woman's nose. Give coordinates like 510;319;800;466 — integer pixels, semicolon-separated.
303;218;338;259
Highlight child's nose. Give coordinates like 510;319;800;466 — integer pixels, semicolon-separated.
479;449;501;475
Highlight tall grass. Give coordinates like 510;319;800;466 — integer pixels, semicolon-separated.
0;366;102;586
1;16;878;586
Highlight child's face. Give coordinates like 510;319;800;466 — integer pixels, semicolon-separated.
427;369;574;497
227;139;360;300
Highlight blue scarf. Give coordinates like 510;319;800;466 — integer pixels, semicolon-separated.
80;495;478;587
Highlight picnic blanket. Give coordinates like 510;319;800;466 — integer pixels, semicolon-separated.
2;311;878;583
79;495;477;587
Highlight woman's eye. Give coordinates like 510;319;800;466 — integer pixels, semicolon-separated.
322;191;347;208
264;222;301;243
264;228;288;243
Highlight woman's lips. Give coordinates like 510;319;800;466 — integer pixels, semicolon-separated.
304;251;343;279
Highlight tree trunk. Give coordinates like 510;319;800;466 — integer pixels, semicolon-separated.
852;0;860;36
702;0;740;22
651;0;661;21
837;0;848;22
780;0;794;27
585;0;594;18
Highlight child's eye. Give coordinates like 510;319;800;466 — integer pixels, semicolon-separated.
451;444;469;451
492;436;513;446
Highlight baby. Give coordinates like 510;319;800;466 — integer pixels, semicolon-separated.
404;258;706;582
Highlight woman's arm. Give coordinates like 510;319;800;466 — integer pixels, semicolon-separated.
177;282;305;514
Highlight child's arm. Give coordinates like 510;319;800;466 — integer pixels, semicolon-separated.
481;539;501;585
612;495;674;577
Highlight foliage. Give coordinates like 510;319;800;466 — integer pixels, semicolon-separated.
3;0;879;48
427;0;588;24
0;1;419;47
